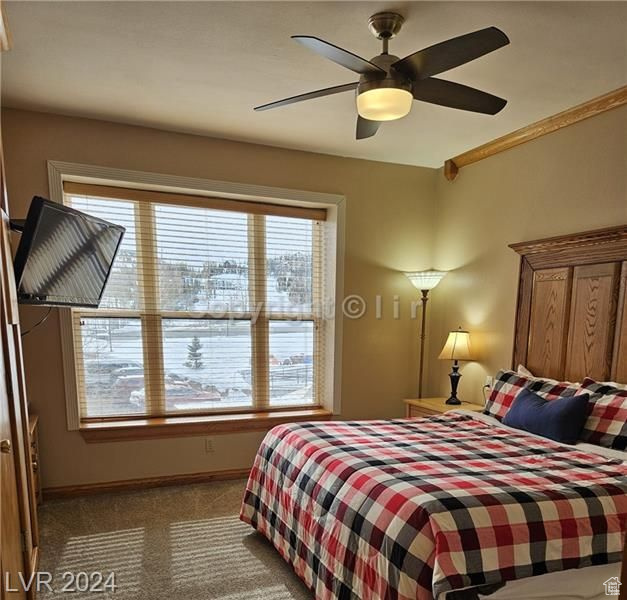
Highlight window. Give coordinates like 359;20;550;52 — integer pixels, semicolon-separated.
63;182;329;423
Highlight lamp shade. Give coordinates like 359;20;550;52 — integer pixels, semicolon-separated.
438;329;473;361
404;270;447;291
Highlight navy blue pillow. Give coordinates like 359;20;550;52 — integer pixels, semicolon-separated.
502;388;590;445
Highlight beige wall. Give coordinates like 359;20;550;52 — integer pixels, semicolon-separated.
1;108;437;488
426;104;627;404
3;104;625;488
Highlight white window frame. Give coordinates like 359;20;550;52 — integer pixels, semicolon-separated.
47;161;345;431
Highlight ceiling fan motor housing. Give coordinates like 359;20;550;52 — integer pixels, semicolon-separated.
357;53;412;97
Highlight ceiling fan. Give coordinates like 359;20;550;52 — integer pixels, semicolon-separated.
254;12;510;140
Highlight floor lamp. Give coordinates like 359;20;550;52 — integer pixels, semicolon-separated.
404;270;447;397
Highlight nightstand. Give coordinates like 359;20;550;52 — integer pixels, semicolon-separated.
404;397;485;418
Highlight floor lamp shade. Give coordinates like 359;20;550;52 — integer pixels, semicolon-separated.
403;270;447;398
438;329;473;405
404;270;447;291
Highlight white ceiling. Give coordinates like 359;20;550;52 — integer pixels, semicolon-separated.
2;1;626;168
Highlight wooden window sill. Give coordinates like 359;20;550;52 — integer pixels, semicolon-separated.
79;408;333;443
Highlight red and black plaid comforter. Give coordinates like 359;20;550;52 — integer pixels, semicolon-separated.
240;413;627;600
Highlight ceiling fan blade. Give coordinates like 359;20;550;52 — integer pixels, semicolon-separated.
412;77;507;114
392;27;509;80
356;116;381;140
254;82;358;111
292;35;385;76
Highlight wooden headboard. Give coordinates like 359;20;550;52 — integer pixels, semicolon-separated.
510;225;627;383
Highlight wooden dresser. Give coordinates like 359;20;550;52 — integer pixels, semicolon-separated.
404;397;485;418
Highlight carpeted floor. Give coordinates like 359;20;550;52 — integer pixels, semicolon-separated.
38;479;313;599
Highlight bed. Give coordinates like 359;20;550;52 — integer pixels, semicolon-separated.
241;410;626;599
240;225;627;599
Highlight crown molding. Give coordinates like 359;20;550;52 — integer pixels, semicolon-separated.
444;85;627;181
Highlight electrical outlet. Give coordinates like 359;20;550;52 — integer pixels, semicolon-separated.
485;375;493;388
204;438;215;453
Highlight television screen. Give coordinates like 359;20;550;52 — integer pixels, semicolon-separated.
13;196;125;307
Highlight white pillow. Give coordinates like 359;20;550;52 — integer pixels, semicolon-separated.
517;364;533;377
516;363;625;390
516;364;580;386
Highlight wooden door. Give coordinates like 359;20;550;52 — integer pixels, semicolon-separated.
1;328;27;600
1;9;35;597
0;210;37;595
0;99;37;592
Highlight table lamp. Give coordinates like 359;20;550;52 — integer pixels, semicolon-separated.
438;328;473;405
403;270;446;397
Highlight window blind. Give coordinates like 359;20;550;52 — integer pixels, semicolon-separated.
63;182;326;420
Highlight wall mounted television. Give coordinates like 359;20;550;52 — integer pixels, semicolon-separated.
13;196;125;308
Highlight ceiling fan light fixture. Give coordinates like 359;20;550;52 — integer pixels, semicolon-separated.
356;86;412;121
